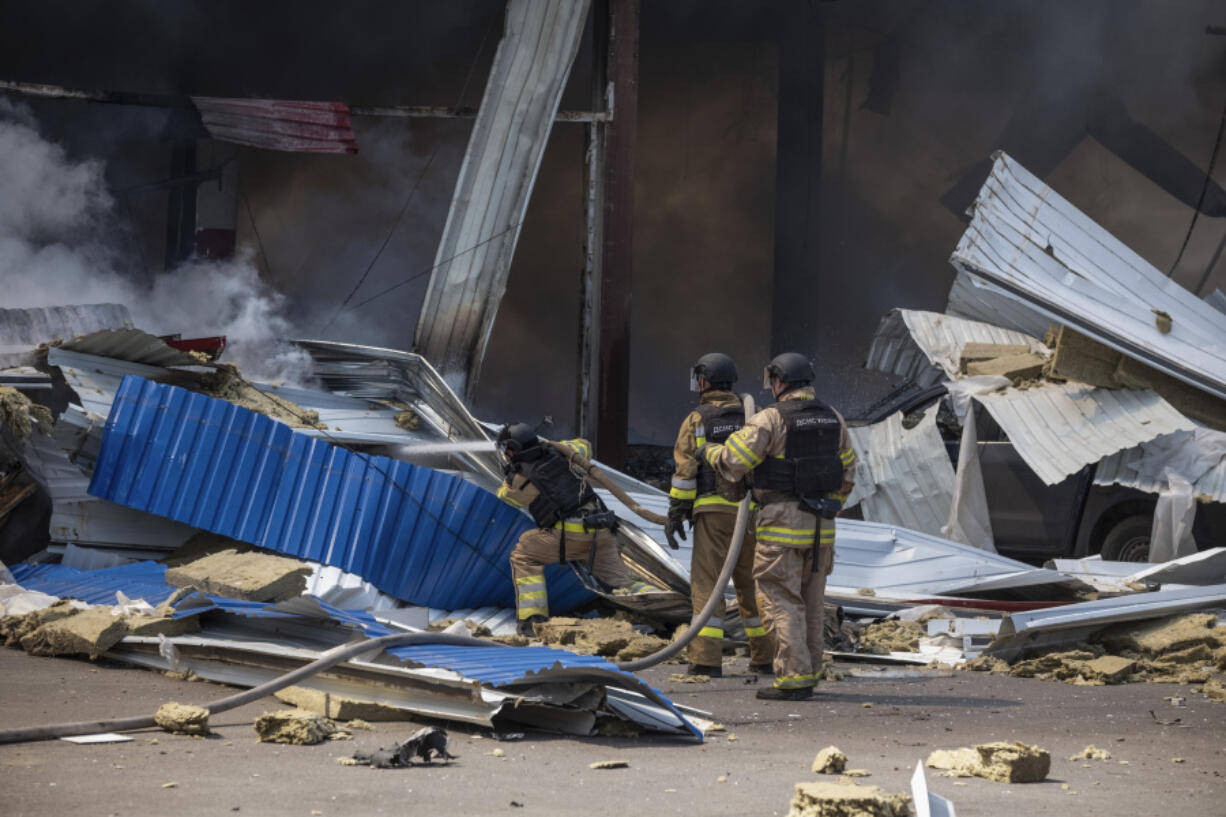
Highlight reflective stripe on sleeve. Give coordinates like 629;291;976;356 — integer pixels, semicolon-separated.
627;581;658;594
496;484;525;508
725;433;763;468
564;440;591;459
840;447;855;465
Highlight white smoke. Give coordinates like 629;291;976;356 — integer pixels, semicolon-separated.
0;99;311;384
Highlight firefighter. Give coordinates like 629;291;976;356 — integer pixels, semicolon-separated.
495;423;656;636
700;353;855;700
667;353;774;677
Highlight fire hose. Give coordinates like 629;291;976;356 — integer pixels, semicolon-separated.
547;395;756;673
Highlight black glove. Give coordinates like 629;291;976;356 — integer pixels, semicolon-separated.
664;498;693;549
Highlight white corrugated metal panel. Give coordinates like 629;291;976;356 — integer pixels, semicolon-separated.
414;0;592;397
865;308;1045;386
949;152;1226;400
1207;289;1226;317
972;382;1195;485
946;269;1054;339
1094;427;1226;503
58;329;202;368
0;304;131;366
828;519;1087;597
845;407;955;538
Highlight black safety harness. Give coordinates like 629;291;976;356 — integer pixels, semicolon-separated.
507;445;617;564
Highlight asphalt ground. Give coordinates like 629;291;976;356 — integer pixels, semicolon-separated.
2;649;1224;816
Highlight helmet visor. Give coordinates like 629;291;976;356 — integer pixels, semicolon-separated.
762;367;773;390
690;368;702;393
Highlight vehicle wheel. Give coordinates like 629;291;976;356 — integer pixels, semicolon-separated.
1099;515;1152;562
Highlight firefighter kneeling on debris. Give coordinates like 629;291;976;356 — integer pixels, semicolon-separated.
701;353;855;700
668;353;775;678
495;424;657;636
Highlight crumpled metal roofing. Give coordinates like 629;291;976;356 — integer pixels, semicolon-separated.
191;97;358;154
1092;427;1226;504
949;151;1226;401
827;518;1086;598
844;406;955;538
865;308;1046;387
9;562;699;738
972;382;1195;485
58;329;203;368
0;304;131;366
87;375;594;612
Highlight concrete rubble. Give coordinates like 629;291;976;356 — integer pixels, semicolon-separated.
786;781;912;817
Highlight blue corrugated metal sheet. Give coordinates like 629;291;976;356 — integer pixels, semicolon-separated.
9;561;698;738
87;376;593;611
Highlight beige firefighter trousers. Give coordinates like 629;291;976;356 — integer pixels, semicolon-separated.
687;511;775;667
509;528;644;620
753;541;834;689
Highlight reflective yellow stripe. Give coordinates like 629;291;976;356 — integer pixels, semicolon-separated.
839;448;855;465
564;440;591;459
514;574;546;586
726;433;762;468
775;674;817;689
828;493;847;503
627;581;657;594
671;476;697;490
553;518;606;533
694;494;740;509
695;435;707;447
757;525;817;545
517;590;547;601
670;486;697;501
745;625;767;638
698;626;724;639
517;607;548;619
819;532;835;543
496;484;525;508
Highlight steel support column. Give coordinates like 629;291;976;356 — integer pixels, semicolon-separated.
770;0;825;359
593;0;639;469
576;0;610;442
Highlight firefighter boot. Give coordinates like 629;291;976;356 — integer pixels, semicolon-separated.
755;685;813;701
517;614;547;637
687;663;722;678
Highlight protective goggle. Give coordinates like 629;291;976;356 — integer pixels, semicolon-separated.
689;368;703;393
762;366;777;390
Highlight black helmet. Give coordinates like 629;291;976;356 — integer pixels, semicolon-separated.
690;352;738;392
763;352;814;389
496;423;540;457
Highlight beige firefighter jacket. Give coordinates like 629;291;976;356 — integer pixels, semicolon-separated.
702;387;855;548
670;389;746;515
495;439;607;536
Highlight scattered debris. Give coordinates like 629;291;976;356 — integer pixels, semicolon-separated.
1069;745;1111;761
273;686;413;722
253;710;337;745
812;746;848;774
533;616;667;662
857;620;923;654
348;727;456;768
669;673;710;684
197;363;323;429
345;719;374;731
164;549;312;603
154;702;210;736
927;741;1050;783
0;385;52;440
589;760;629;770
786;781;911;817
841;770;872;778
19;605;127;659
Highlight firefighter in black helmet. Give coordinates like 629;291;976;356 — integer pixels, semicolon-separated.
668;353;774;677
701;352;856;700
495;424;656;636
